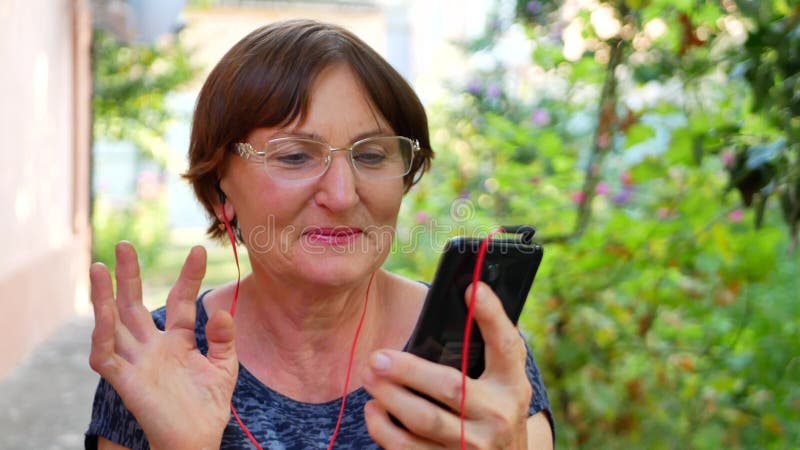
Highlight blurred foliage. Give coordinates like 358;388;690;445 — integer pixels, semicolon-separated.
386;0;800;447
91;29;198;267
92;184;169;269
92;29;197;170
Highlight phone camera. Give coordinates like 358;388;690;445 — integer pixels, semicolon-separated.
485;263;501;282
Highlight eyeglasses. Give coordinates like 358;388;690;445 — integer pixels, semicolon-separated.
234;135;419;182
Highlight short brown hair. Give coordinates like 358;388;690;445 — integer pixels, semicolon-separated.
183;19;433;242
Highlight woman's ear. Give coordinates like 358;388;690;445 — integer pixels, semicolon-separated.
214;186;236;223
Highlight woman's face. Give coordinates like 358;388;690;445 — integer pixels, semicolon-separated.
220;63;405;287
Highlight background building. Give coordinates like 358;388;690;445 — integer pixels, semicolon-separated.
0;0;92;380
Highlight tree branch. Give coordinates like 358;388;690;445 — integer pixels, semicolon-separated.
573;37;627;238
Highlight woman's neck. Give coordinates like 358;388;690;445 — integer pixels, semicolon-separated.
230;269;388;402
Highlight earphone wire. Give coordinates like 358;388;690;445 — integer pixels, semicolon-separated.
461;227;505;449
219;205;373;450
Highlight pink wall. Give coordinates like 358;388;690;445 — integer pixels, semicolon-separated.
0;0;92;379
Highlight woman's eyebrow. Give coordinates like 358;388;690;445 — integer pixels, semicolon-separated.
270;128;391;143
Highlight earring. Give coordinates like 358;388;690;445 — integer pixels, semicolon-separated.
218;222;226;231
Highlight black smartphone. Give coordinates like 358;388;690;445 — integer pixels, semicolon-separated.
406;227;543;378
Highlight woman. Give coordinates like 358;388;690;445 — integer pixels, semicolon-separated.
86;19;553;449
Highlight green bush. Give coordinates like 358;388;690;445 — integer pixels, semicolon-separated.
387;1;800;447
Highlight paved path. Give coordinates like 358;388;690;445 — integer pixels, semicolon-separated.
0;316;98;450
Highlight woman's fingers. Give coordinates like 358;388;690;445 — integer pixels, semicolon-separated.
88;263;131;383
363;400;442;450
466;282;528;378
362;358;461;442
165;246;207;332
205;310;239;380
365;350;486;417
114;242;156;341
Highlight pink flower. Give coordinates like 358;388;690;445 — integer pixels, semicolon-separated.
570;191;586;204
595;181;609;196
728;209;744;223
415;211;431;224
136;170;161;200
721;150;735;168
596;133;610;149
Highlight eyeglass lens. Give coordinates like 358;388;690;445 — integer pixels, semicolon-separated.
263;137;413;181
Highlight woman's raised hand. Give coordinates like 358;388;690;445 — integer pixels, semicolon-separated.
89;242;239;450
362;282;536;449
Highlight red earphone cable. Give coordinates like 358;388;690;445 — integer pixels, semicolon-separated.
220;208;263;450
219;207;372;450
328;272;374;450
221;208;241;317
461;227;505;449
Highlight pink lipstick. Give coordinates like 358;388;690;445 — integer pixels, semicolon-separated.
303;227;362;245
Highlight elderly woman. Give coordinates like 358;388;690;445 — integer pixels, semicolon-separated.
85;19;553;449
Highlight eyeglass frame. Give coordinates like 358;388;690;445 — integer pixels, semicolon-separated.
234;135;421;181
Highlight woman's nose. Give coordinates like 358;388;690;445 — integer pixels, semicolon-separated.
313;151;359;211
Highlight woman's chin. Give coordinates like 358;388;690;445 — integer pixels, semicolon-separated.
293;252;384;287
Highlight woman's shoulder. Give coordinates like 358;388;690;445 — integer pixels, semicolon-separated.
375;270;428;350
379;270;428;316
381;269;429;297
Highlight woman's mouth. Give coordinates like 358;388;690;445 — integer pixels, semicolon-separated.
303;227;363;246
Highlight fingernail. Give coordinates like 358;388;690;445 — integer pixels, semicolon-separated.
467;283;485;301
371;351;391;372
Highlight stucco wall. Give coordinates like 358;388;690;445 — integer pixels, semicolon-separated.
0;0;92;379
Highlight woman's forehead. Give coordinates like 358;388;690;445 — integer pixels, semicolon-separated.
246;64;392;143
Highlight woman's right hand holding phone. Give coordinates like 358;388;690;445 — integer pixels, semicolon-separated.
362;282;550;449
89;242;239;450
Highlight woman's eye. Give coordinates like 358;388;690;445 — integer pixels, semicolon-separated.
354;148;388;166
273;151;313;165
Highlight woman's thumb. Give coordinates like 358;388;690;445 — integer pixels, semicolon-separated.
206;309;238;377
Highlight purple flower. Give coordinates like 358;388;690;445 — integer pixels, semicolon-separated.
530;108;551;127
486;83;502;99
595;181;609;196
728;209;743;223
527;1;542;14
612;186;633;205
466;80;483;96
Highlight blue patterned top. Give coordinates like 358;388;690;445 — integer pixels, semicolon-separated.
85;292;553;449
